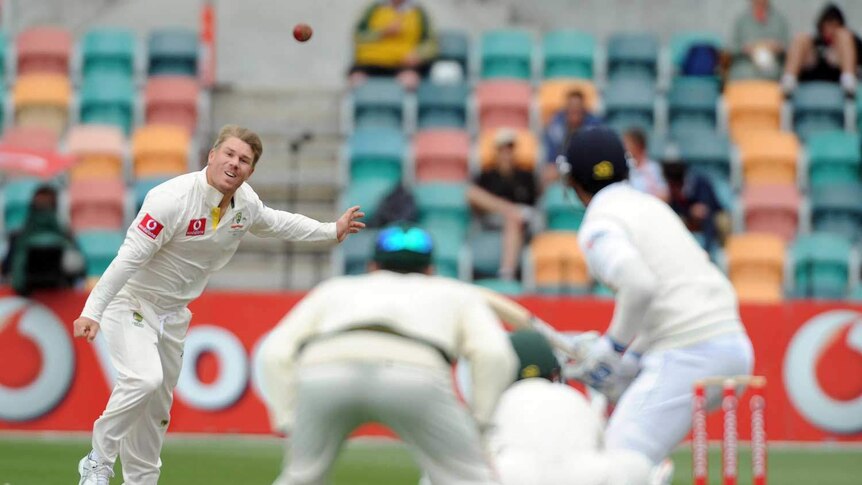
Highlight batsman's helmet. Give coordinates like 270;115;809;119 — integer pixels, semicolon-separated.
373;222;434;273
509;330;561;381
556;126;629;195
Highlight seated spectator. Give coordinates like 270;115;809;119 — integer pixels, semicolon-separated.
728;0;789;80
623;128;668;201
661;152;725;253
1;185;83;295
782;3;861;96
349;0;438;91
468;128;539;281
542;90;602;186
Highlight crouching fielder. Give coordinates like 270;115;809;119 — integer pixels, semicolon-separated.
260;223;517;485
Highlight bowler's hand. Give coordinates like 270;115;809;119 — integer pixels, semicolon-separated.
336;206;366;242
73;316;100;342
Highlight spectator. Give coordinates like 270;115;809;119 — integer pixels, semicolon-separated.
661;153;725;253
728;0;789;80
542;90;602;186
781;3;861;96
468;128;539;281
623;128;668;201
349;0;438;91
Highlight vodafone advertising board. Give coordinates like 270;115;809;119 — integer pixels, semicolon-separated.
1;289;860;442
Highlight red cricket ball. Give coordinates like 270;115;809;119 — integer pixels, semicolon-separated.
293;23;313;42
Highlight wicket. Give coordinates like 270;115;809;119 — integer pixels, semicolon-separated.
692;375;767;485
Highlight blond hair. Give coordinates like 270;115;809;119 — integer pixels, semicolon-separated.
212;124;263;165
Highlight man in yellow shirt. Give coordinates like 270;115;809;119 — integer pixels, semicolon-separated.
350;0;437;90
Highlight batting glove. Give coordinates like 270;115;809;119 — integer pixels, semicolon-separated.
564;335;626;392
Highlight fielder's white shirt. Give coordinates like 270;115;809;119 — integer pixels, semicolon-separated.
578;182;743;352
82;168;336;321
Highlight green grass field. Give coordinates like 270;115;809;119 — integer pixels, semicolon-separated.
0;435;860;484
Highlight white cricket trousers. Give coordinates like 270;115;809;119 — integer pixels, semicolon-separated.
274;362;499;485
605;331;755;464
92;292;191;485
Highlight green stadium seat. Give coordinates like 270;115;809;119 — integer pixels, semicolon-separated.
2;178;43;233
542;30;595;79
0;30;7;83
541;183;585;230
480;29;533;80
470;229;503;279
790;233;852;299
604;78;655;131
79;73;135;135
416;81;469;129
341;228;378;275
708;176;735;215
593;283;614;299
667;77;719;132
669;31;723;71
347;128;405;183
344;178;398;225
806;131;861;187
671;128;731;181
133;177;170;212
474;278;523;296
607;32;658;82
81;29;136;79
850;285;862;301
793;82;845;140
76;230;124;277
415;183;469;275
857;89;862;132
147;28;198;76
811;183;862;241
352;78;405;130
437;29;469;72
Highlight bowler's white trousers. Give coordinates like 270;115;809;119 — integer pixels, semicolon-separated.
92;291;191;485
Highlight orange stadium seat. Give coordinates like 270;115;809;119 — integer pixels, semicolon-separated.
413;130;470;182
725;233;785;303
530;231;590;293
737;130;799;186
538;79;599;126
478;129;538;171
724;80;782;142
132;125;189;178
742;184;800;242
67;125;126;181
1;125;59;152
144;76;200;135
69;178;126;231
13;74;71;136
475;80;532;130
16;26;72;75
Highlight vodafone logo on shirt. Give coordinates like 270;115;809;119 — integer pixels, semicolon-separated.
137;213;165;239
186;218;206;236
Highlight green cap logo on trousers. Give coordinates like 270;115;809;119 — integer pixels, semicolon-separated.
132;311;144;327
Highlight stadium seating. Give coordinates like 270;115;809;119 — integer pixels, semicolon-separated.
669;31;723;75
606;32;659;82
413;130;470;182
529;231;589;294
475;80;532;130
736;131;799;186
2;178;43;233
341;228;378;275
741;184;800;242
352;78;405;130
474;278;523;295
604;78;655;131
133;177;170;211
667;77;719;132
1;125;59;152
343;178;398;224
80;28;136;79
17;26;72;75
68;178;126;231
131;124;190;178
414;183;469;278
724;80;782;141
147;28;198;76
805;131;861;187
416;81;469;129
792;82;845;140
810;183;862;241
480;29;533;80
469;229;503;279
478;129;538;171
670;127;731;181
67;125;126;181
725;233;785;303
76;229;125;278
79;72;135;135
790;233;852;299
542;30;595;79
436;29;470;73
541;182;585;230
13;74;71;135
144;76;199;134
538;79;599;126
347;127;406;183
857;91;862;132
0;31;8;84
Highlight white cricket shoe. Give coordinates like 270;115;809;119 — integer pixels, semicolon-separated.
78;451;114;485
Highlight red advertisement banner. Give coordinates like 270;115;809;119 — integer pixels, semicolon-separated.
1;289;860;442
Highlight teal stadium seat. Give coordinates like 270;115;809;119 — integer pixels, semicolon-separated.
352;78;405;130
811;183;862;241
344;178;398;225
607;32;658;82
604;78;655;131
2;178;42;233
0;30;7;83
148;28;198;76
470;229;503;279
81;29;136;79
474;278;523;296
542;30;595;79
480;29;533;80
76;230;124;277
671;128;732;181
542;183;585;230
857;89;862;132
667;77;719;132
134;177;170;212
593;283;615;299
792;82;845;140
414;183;469;278
850;285;862;301
669;31;722;81
347;128;405;183
79;73;135;135
806;131;861;187
436;29;469;73
416;81;469;129
791;233;852;299
341;228;379;275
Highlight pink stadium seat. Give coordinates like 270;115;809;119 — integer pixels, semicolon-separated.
475;80;532;131
414;130;470;182
17;26;73;75
0;125;59;152
69;178;126;231
742;184;801;243
144;76;200;134
67;125;126;181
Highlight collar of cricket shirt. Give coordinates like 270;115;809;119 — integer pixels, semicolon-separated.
198;168;234;209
